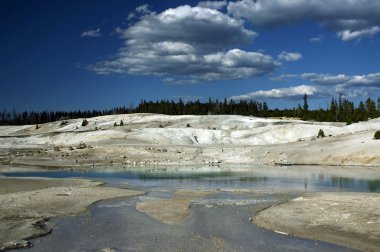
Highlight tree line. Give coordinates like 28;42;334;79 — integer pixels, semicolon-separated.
1;95;379;125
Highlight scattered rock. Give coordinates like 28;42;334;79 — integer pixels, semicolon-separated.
1;240;31;250
76;142;87;149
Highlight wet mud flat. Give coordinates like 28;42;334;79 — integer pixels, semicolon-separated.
25;190;356;252
1;165;379;251
254;192;380;252
0;176;143;251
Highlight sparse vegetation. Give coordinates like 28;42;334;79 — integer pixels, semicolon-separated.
186;123;191;127
35;124;39;130
59;121;68;126
81;119;88;126
114;122;118;127
120;120;124;126
317;129;325;138
374;131;380;140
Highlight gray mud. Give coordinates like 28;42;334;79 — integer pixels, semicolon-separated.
26;191;356;252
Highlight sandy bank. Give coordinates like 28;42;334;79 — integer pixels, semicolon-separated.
136;190;214;225
0;177;144;250
253;192;380;252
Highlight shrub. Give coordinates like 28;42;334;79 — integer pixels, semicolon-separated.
374;130;380;140
81;119;88;126
186;123;191;127
120;120;124;126
59;121;69;126
114;122;118;127
317;129;325;138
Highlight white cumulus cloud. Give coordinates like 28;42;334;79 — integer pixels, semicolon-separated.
337;26;380;41
269;71;380;100
227;0;380;40
274;72;380;87
87;5;280;82
127;4;153;20
278;51;302;62
230;85;330;100
197;1;227;10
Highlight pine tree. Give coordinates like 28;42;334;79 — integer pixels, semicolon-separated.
366;97;377;119
303;94;309;112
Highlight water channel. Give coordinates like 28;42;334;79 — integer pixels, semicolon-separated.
3;165;380;251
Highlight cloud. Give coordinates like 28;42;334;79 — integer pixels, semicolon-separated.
345;73;380;87
88;5;279;82
230;85;331;100
301;73;351;85
337;26;380;41
274;72;380;87
127;4;153;20
81;28;101;38
267;72;380;100
310;36;323;43
227;0;380;40
197;1;227;10
278;51;302;62
270;74;298;81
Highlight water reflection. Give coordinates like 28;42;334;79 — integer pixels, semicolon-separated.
2;167;380;192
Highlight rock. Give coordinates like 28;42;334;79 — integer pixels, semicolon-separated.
76;142;87;149
53;146;60;152
2;240;31;250
69;146;74;151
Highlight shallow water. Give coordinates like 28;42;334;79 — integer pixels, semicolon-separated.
3;165;379;251
4;165;380;192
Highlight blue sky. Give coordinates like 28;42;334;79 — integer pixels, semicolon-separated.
1;0;380;111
